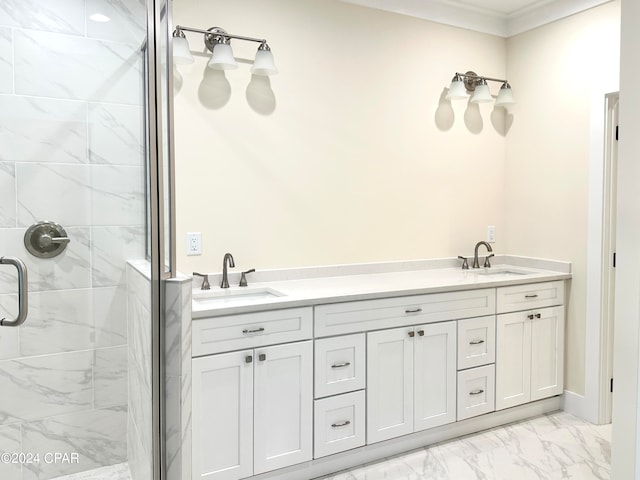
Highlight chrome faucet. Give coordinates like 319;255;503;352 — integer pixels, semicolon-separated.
472;241;493;268
221;253;235;288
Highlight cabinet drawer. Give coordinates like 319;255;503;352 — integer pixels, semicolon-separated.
314;390;365;459
192;307;313;356
457;364;495;421
457;316;496;370
315;334;365;398
497;281;564;314
315;289;495;337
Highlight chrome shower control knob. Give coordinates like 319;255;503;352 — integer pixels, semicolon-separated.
24;221;71;259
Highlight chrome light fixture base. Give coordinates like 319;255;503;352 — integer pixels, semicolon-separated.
463;71;481;92
204;27;229;52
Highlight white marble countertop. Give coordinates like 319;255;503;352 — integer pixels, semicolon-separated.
191;258;571;319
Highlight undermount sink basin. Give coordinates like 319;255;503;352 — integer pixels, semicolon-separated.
474;267;533;276
193;286;286;308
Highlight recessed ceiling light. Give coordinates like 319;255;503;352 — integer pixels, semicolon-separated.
89;13;110;23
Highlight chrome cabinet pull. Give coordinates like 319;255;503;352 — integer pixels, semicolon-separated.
331;420;351;428
535;313;541;318
0;256;28;327
405;308;422;314
528;314;534;320
524;294;539;298
242;327;265;334
469;389;484;396
469;339;485;345
258;353;266;362
331;362;351;369
245;355;253;363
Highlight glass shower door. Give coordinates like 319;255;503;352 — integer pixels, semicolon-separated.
0;0;167;479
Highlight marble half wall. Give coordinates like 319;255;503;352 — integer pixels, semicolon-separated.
164;275;192;480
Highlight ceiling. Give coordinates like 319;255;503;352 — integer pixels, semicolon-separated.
339;0;612;37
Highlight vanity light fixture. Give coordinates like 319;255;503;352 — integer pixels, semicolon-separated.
172;25;278;76
446;71;515;107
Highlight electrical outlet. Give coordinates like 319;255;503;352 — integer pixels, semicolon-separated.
487;225;496;243
186;232;201;256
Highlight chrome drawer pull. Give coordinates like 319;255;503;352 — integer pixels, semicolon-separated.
528;314;535;320
524;294;539;298
242;327;265;334
405;308;422;314
535;313;541;318
331;420;351;428
469;389;485;396
469;339;485;345
331;362;351;369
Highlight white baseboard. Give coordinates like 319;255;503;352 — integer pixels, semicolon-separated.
562;389;598;423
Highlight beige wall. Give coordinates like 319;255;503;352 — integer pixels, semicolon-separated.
504;1;620;395
173;0;621;398
173;0;507;274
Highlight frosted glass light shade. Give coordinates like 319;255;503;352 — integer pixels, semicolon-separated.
495;83;516;107
446;77;468;100
208;43;238;70
251;48;278;76
470;81;493;103
173;35;194;64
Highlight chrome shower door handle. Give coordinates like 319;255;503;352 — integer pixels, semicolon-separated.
0;256;28;327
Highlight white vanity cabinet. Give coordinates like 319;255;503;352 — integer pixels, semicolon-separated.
191;308;313;480
495;282;565;410
366;321;457;444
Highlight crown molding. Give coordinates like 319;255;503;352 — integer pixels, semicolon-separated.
340;0;612;37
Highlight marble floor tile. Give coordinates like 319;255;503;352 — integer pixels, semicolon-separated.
316;412;611;480
50;462;131;480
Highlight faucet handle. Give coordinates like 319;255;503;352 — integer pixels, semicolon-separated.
484;254;495;268
239;269;256;287
193;272;211;290
457;256;469;270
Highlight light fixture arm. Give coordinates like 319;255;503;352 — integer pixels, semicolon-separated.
456;72;507;85
174;24;267;53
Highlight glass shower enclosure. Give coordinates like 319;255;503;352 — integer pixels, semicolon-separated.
0;0;170;479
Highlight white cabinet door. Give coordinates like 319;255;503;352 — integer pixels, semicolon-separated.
254;341;313;474
496;312;532;410
367;327;414;444
531;306;565;401
414;321;457;431
192;351;254;480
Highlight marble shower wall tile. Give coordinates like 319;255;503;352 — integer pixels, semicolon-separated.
0;96;87;164
165;375;181;480
22;405;127;480
94;347;127;408
16;164;91;227
0;351;92;425
92;226;145;287
86;0;146;45
19;289;93;357
14;30;142;105
0;424;21;480
0;0;85;35
127;261;152;480
128;412;151;480
0;294;19;360
0;28;12;94
93;286;127;348
127;261;151;312
89;103;143;166
0;162;16;227
0;228;91;294
91;166;144;226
